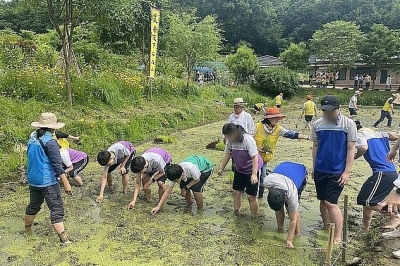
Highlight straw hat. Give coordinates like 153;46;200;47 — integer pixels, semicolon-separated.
233;98;247;106
392;93;400;98
31;112;65;129
306;95;312;100
264;107;286;119
354;90;362;95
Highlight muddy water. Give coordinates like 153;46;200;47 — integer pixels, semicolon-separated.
1;106;400;265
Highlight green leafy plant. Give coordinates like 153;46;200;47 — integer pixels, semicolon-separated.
253;67;299;97
154;135;177;144
215;141;225;151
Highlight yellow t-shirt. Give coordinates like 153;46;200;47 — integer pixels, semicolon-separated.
303;101;316;115
275;95;283;105
383;97;393;112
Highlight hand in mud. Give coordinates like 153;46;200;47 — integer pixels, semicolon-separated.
286;241;294;249
378;191;400;214
338;172;349;187
217;169;224;176
387;150;397;162
151;207;159;215
120;167;127;175
126;201;136;210
96;195;103;203
250;174;258;185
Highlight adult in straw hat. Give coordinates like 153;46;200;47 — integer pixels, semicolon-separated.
373;93;399;128
25;112;72;245
300;95;317;131
227;98;255;172
348;90;362;117
227;98;255;135
254;107;309;198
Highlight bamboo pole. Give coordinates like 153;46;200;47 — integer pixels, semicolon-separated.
325;223;335;265
342;195;349;263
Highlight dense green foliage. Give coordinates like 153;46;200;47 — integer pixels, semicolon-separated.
253;67;299;97
2;0;400;56
225;43;258;83
279;42;310;72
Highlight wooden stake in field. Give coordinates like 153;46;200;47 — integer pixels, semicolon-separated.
342;195;349;263
18;143;27;184
325;223;335;266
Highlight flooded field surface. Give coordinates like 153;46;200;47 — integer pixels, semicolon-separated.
1;106;400;265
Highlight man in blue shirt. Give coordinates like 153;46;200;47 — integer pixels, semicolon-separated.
311;95;357;244
263;161;307;248
25;113;72;245
354;121;399;230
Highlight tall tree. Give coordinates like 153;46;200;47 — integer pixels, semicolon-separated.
360;24;400;87
164;11;221;88
44;0;100;103
310;20;364;88
279;42;310;72
225;43;258;83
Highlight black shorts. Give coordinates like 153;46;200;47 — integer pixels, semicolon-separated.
304;115;313;122
180;169;213;192
298;178;307;199
314;171;343;204
232;170;260;196
357;171;397;207
108;152;135;173
276;104;281;108
25;183;64;224
349;108;357;116
68;156;89;178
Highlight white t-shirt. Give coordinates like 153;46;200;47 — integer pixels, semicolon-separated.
103;142;131;171
142;152;166;173
263;173;299;213
349;95;357;109
227;111;255;136
168;162;201;187
60;149;72;168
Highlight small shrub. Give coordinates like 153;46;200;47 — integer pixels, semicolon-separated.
227;172;234;184
215;141;225;151
253;66;299;97
154;135;177;144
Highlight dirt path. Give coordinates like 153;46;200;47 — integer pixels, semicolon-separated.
1;107;400;265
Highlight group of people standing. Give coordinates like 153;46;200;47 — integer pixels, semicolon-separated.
22;94;400;257
353;74;372;90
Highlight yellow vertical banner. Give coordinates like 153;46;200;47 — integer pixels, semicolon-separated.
149;7;160;78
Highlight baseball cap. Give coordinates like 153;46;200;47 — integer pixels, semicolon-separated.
321;95;340;111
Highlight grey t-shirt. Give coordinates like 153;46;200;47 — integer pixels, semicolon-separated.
263;173;299;213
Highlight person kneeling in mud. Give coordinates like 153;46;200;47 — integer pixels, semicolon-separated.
218;123;263;219
96;141;136;203
60;148;89;187
263;161;307;248
127;148;172;209
151;156;213;214
354;121;400;231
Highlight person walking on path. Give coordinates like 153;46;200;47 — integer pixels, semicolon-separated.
274;93;284;109
25;112;72;245
311;95;357;244
300;95;317;130
254;107;309;198
365;74;371;90
386;75;395;89
348;90;362;117
373;93;399;128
